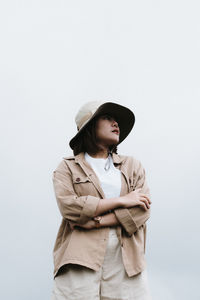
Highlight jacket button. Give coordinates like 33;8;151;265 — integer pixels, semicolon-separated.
76;177;80;182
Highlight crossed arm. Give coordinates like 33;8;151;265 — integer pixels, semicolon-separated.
52;159;151;236
68;212;119;230
68;190;151;230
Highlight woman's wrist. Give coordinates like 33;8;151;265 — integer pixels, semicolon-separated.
69;213;120;230
93;216;102;228
95;213;120;228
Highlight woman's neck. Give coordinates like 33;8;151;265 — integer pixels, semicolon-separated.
87;149;110;159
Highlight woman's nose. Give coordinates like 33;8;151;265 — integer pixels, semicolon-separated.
112;119;119;128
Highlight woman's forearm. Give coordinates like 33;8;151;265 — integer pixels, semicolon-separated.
94;197;122;216
68;212;120;230
99;212;120;227
94;190;151;217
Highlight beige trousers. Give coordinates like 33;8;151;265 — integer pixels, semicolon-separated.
51;229;152;300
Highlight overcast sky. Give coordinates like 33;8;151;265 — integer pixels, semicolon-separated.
1;1;200;299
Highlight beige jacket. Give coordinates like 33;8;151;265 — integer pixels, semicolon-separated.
52;151;151;279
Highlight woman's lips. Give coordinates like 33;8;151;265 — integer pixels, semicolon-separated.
112;130;119;135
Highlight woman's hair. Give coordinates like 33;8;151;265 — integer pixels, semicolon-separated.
72;115;118;156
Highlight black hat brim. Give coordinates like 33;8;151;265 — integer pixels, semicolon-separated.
69;102;135;150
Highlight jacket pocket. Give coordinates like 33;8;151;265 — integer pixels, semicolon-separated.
72;174;90;183
72;173;93;196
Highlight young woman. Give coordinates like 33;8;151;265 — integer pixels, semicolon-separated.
51;101;152;300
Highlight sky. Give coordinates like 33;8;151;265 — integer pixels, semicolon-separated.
0;1;200;299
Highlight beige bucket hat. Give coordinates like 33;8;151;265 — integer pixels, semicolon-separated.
69;100;135;150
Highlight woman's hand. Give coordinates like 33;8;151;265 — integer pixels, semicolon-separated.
68;219;96;230
120;189;152;210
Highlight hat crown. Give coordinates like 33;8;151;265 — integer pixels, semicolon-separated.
75;100;105;131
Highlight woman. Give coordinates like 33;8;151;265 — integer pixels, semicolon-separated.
51;101;152;300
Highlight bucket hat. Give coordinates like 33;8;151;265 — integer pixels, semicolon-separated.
69;100;135;150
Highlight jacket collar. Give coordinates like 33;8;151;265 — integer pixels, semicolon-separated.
74;151;124;165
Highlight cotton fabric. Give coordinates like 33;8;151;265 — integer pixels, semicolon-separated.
52;151;151;278
84;151;122;200
51;153;152;299
51;229;152;300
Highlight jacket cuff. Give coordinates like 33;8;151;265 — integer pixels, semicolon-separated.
114;208;137;236
78;196;100;224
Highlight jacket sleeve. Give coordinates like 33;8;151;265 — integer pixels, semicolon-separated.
52;160;100;224
114;160;151;236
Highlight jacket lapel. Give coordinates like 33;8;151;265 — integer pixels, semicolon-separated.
112;152;131;195
74;152;106;198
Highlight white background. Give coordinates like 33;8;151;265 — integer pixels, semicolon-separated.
1;1;200;299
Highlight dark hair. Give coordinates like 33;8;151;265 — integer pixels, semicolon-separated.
72;116;118;156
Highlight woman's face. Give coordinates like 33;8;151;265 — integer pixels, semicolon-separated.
95;114;120;147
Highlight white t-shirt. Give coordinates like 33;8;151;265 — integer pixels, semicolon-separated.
84;152;122;199
84;152;122;235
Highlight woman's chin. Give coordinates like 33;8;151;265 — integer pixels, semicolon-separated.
109;138;119;146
